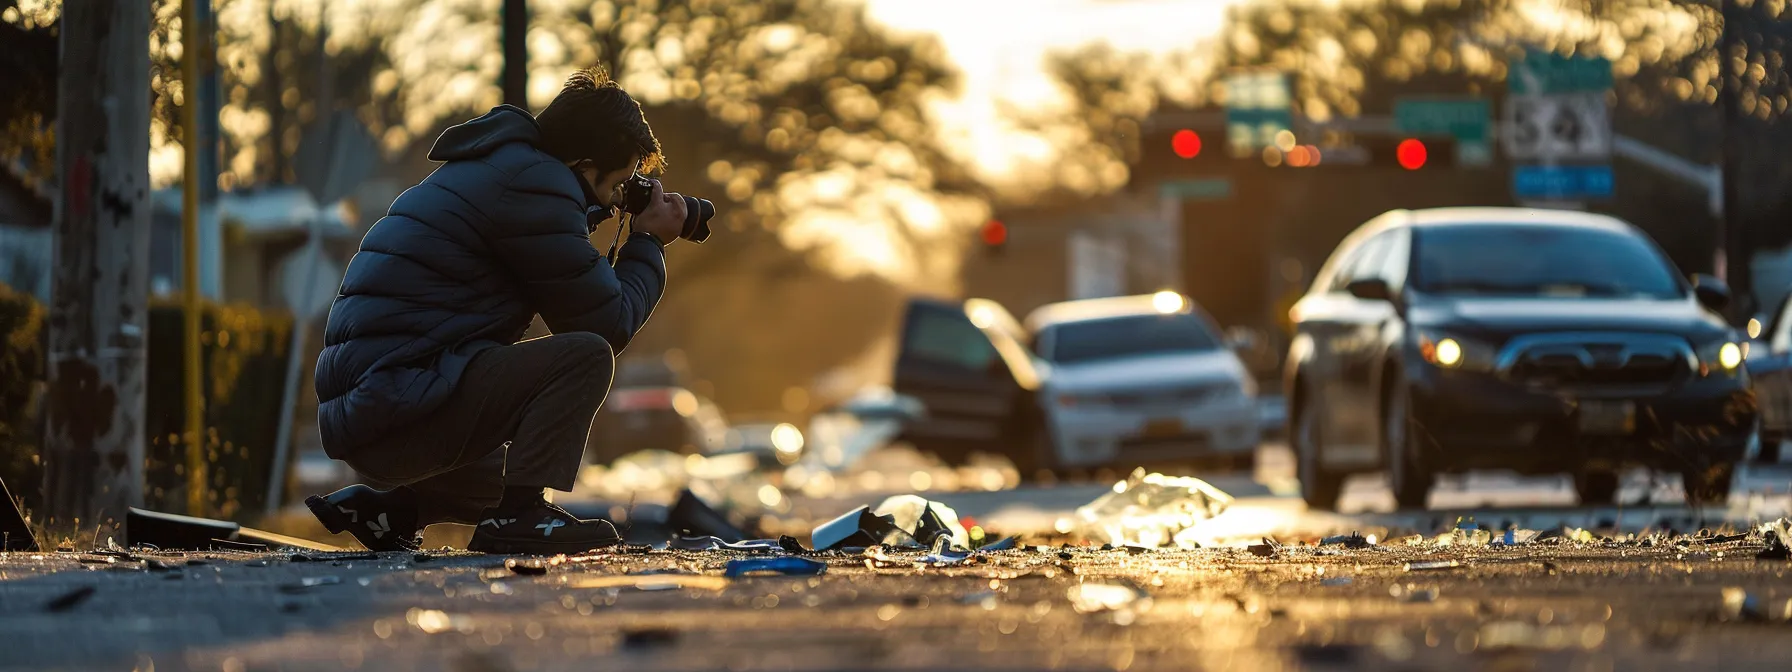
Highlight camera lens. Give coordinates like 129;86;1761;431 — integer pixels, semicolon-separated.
680;197;716;244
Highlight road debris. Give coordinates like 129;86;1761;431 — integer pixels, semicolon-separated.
1404;560;1462;572
723;556;827;578
873;495;970;550
1068;468;1232;549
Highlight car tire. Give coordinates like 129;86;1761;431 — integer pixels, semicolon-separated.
1383;381;1432;510
1759;430;1785;464
1681;462;1736;506
1294;387;1343;511
1572;470;1620;505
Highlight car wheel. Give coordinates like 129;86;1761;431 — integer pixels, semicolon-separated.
1295;390;1343;511
1573;470;1620;505
1759;429;1785;464
1681;462;1736;506
1383;381;1432;510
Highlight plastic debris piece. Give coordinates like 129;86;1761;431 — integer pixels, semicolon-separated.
43;586;96;613
666;489;753;543
918;548;976;567
668;536;785;552
874;495;970;550
812;506;904;551
1319;533;1371;549
1404;560;1462;572
980;536;1020;551
1069;468;1233;549
1247;538;1280;557
724;556;827;578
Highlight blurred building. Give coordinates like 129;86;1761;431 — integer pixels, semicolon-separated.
0;164;51;301
961;190;1179;320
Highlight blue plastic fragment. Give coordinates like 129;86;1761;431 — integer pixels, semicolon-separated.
723;556;828;578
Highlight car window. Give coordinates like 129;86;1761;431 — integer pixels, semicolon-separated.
1332;234;1390;292
904;305;999;371
1410;224;1685;299
1774;295;1792;351
1376;229;1411;288
1045;312;1225;364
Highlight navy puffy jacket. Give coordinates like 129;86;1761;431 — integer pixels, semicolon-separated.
314;105;667;457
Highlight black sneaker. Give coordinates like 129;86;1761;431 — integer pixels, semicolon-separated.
305;484;422;552
466;501;622;554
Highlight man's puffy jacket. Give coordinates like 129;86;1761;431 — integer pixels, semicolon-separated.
314;105;666;457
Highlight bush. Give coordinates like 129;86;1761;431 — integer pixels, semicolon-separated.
0;287;292;522
0;284;44;514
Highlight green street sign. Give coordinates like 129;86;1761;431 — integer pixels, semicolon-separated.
1225;72;1292;152
1508;51;1613;95
1393;97;1491;141
1159;177;1232;201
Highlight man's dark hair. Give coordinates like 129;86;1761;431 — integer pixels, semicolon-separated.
534;66;665;175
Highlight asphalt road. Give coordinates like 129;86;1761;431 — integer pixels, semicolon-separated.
9;444;1792;671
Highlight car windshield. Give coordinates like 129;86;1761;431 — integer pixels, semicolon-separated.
1046;313;1224;364
1411;224;1685;299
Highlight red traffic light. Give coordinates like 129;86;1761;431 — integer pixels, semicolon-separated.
1396;138;1427;170
980;219;1008;246
1171;129;1202;159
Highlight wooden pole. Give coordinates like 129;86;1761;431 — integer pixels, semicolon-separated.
44;1;152;534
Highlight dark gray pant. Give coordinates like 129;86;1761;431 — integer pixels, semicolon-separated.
345;332;614;525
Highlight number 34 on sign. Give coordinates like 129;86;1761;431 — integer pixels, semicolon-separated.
1501;93;1611;161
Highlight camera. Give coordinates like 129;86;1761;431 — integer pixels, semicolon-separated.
621;174;715;244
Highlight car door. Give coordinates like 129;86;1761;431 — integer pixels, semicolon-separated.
891;297;1038;461
1291;235;1372;460
1327;230;1398;461
1763;295;1792;439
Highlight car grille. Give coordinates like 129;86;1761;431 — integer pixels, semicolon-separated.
1497;333;1693;391
1106;382;1234;407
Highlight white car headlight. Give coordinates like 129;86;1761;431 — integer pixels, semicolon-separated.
1416;330;1498;371
1695;339;1745;374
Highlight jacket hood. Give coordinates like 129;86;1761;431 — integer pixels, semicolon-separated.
426;105;542;162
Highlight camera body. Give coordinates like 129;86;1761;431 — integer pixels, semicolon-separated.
621;174;716;244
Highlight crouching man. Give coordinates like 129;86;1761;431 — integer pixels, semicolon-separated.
305;67;688;554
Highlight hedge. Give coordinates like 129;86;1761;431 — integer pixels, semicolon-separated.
0;285;292;521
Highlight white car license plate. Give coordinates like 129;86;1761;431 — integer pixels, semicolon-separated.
1576;400;1635;435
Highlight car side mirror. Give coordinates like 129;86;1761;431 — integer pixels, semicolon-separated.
1691;274;1730;313
1225;326;1260;352
1345;278;1393;302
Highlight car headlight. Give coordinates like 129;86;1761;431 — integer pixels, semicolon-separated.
1695;339;1745;374
1415;330;1498;371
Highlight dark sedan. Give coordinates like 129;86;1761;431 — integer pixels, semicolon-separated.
1286;207;1755;510
1748;292;1792;462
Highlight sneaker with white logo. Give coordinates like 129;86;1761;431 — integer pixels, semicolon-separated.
305;484;422;552
466;500;622;554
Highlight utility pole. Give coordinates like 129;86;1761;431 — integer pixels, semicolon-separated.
503;0;528;108
45;1;152;530
182;0;208;516
1719;0;1750;320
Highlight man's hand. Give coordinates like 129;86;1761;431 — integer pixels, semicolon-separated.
631;179;688;246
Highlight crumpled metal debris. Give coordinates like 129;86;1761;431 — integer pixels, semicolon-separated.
873;495;970;550
1758;518;1792;560
813;506;906;551
1068;468;1233;549
723;556;828;578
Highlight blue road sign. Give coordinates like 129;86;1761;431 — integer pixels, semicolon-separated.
1512;165;1614;200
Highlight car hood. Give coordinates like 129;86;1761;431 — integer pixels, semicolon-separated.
1044;350;1248;392
1409;296;1733;341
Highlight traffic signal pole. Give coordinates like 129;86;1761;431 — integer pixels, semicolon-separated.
1718;0;1750;319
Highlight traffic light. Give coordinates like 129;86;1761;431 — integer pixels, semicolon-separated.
1396;138;1428;170
1171;129;1202;159
979;219;1007;255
